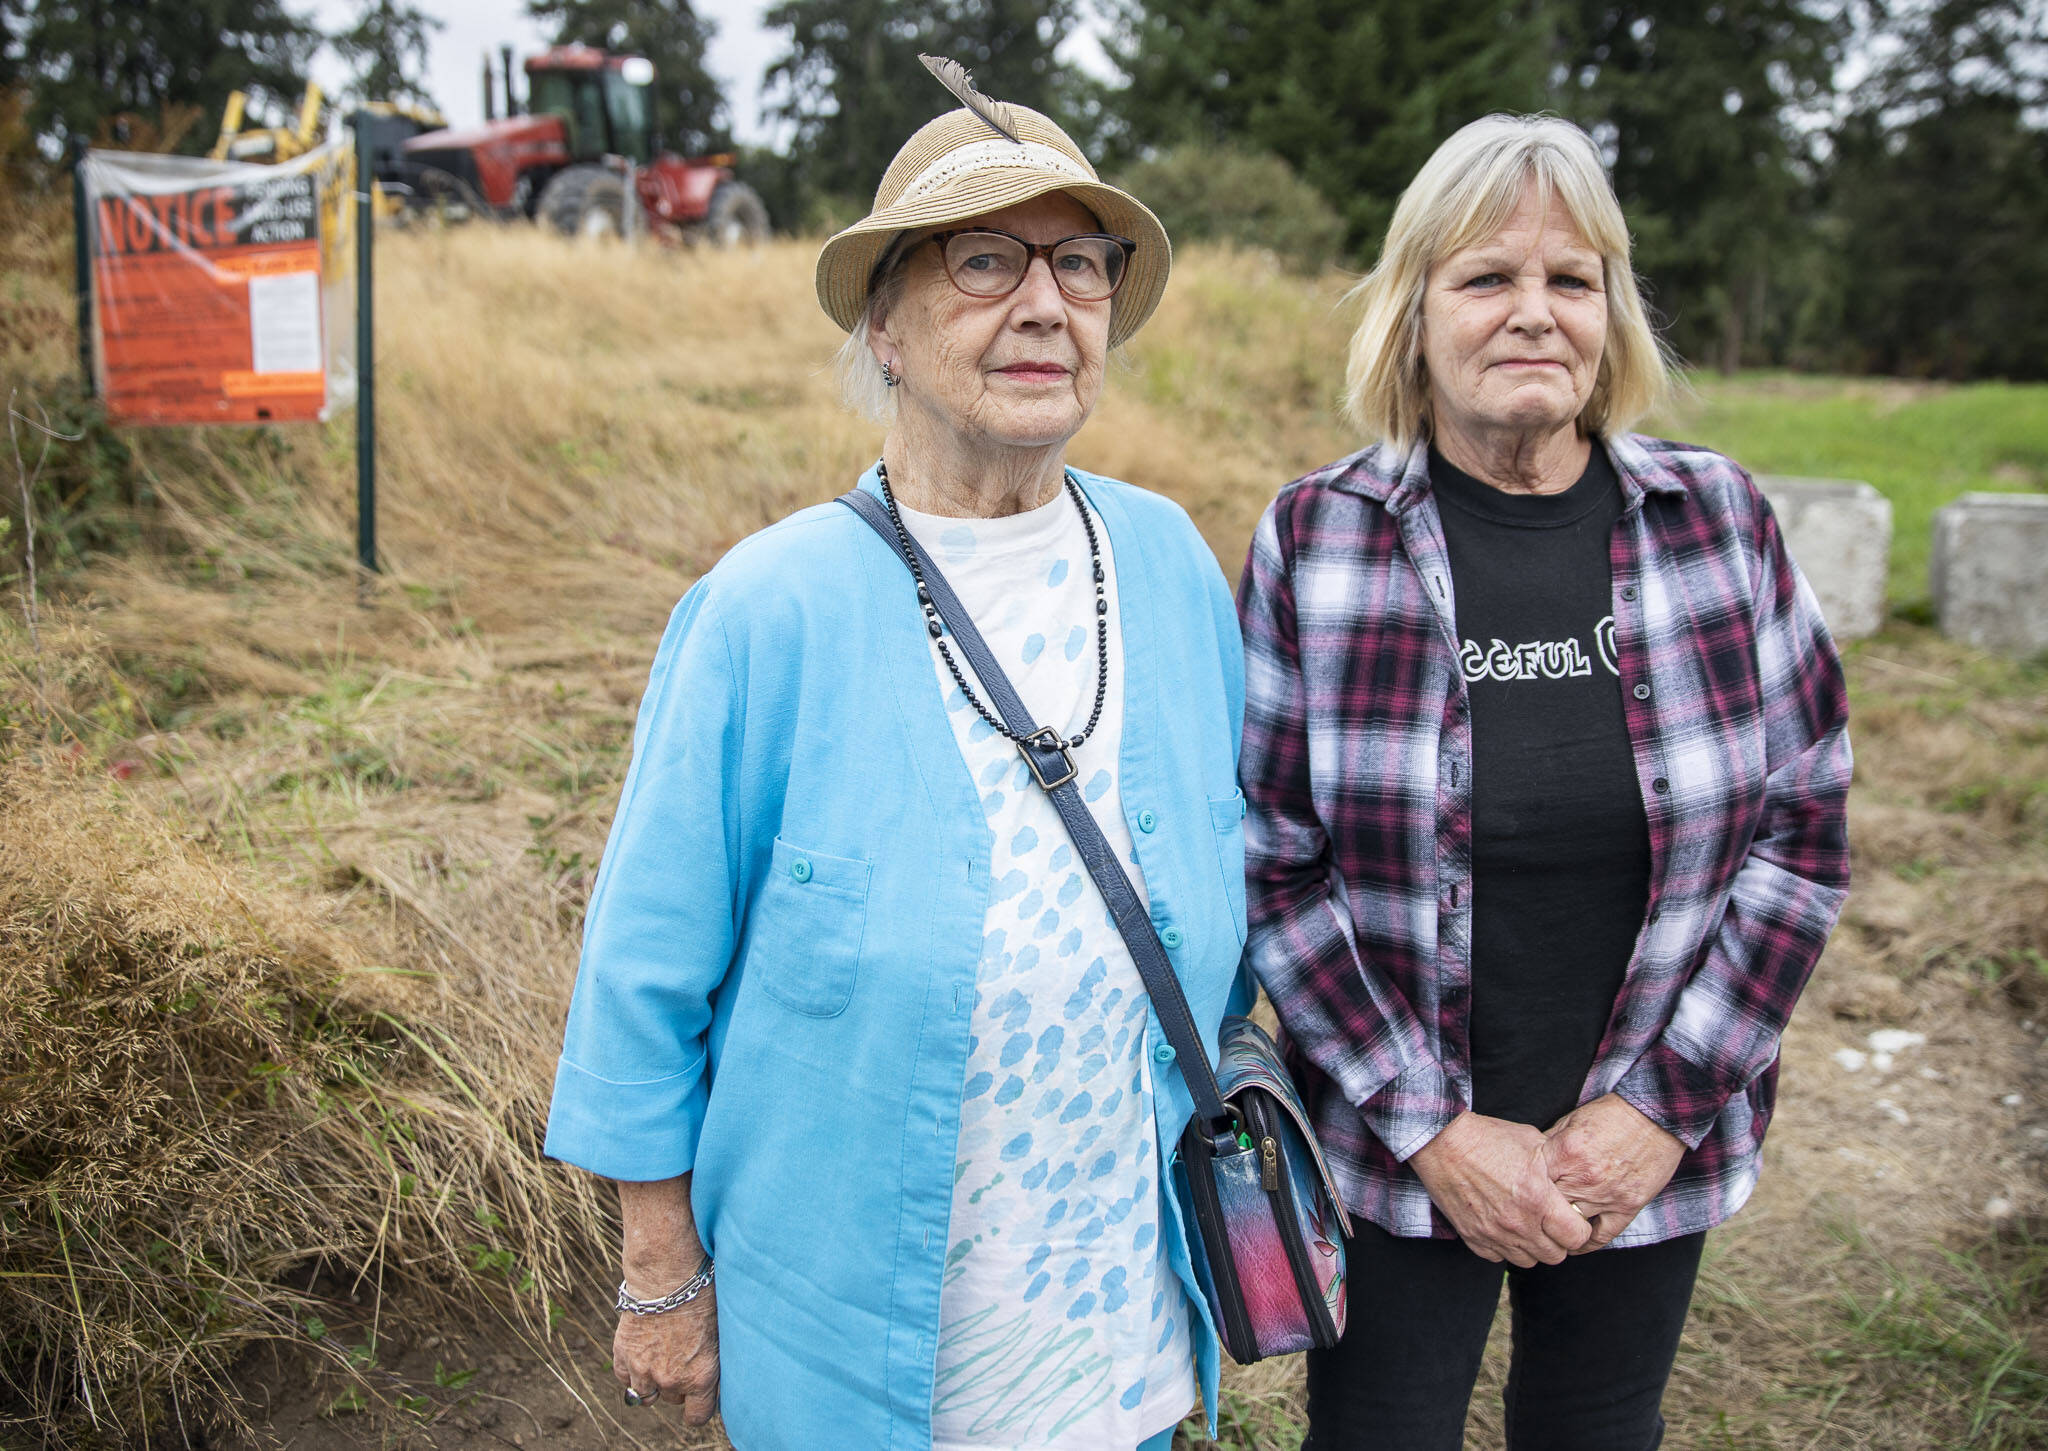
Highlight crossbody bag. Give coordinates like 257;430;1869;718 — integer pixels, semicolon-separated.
839;485;1352;1363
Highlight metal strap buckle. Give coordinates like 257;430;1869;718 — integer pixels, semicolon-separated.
1017;726;1078;790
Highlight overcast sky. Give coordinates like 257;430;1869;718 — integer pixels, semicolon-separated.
304;0;1115;147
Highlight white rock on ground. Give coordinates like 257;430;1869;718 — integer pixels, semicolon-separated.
1864;1027;1926;1073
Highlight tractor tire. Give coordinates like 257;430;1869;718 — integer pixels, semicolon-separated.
412;166;487;224
704;180;771;247
538;165;627;241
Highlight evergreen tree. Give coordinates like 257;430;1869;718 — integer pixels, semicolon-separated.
762;0;1092;211
1106;0;1556;254
1;0;26;92
333;0;443;109
1556;0;1848;369
1110;0;1849;366
1856;0;2048;113
16;0;321;152
526;0;728;154
1821;0;2048;377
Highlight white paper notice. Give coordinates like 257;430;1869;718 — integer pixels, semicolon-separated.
248;270;323;375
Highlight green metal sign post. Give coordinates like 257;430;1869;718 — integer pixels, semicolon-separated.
69;137;93;395
351;112;378;576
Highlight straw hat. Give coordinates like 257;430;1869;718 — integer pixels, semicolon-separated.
814;90;1172;350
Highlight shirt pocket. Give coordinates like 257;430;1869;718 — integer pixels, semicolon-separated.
1208;790;1249;946
749;836;872;1018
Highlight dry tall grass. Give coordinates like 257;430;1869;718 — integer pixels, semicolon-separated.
1;222;2043;1447
0;743;607;1439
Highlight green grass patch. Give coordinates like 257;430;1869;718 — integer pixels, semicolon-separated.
1655;375;2048;610
1831;1224;2048;1448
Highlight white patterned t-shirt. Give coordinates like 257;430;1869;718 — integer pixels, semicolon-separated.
894;487;1197;1451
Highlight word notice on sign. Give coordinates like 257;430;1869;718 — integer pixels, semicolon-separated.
82;144;355;426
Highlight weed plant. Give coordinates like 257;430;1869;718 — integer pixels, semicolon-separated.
0;749;606;1441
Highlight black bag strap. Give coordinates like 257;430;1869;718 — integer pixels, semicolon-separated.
839;486;1234;1134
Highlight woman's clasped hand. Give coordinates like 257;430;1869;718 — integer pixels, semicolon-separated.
1543;1094;1691;1254
1410;1098;1687;1267
1410;1114;1587;1267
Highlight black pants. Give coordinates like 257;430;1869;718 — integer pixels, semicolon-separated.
1301;1220;1706;1451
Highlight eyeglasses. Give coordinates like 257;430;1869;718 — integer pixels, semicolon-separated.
924;229;1137;304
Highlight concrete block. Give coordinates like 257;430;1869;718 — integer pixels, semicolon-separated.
1931;493;2048;657
1757;477;1892;640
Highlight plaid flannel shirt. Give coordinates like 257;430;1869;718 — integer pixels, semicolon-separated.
1238;433;1851;1248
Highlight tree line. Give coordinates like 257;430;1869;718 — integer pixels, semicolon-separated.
3;0;2044;378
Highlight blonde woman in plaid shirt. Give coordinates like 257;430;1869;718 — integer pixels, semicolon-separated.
1238;114;1851;1449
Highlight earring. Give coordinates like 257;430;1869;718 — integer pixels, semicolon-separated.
881;361;900;388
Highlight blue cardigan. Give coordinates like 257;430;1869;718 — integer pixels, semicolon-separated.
544;466;1250;1449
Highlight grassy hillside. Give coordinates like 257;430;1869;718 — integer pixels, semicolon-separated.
1666;375;2048;606
2;224;2045;1448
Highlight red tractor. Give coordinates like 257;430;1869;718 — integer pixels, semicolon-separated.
395;45;770;245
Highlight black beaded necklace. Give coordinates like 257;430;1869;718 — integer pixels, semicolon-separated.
875;457;1111;754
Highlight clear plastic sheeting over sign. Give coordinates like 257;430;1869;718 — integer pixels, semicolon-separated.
82;142;357;426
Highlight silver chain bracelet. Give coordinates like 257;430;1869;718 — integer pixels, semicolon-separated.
615;1255;714;1316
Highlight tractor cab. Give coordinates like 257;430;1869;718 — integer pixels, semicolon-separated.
524;48;654;165
398;41;768;244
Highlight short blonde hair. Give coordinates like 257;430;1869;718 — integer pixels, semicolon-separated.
1342;113;1671;452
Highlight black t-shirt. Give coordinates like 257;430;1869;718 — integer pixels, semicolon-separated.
1431;443;1652;1130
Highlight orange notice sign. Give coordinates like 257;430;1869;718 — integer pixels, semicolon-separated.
84;148;354;426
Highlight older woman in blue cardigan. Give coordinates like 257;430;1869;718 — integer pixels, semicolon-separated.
543;90;1250;1451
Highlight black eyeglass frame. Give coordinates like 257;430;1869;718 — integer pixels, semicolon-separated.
922;228;1139;303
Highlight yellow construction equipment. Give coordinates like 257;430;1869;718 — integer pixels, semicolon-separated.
211;87;449;220
210;83;327;163
360;99;447;133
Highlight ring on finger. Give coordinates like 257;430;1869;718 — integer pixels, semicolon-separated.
622;1386;654;1407
1570;1201;1587;1217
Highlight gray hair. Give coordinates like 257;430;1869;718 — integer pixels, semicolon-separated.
834;237;916;423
